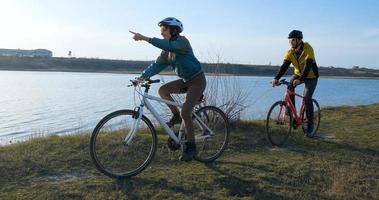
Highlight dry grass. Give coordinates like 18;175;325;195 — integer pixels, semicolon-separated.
0;104;378;199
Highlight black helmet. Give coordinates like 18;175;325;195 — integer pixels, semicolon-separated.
288;30;303;39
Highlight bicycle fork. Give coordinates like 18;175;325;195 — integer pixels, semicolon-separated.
123;106;144;146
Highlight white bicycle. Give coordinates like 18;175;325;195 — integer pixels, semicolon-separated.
90;79;230;178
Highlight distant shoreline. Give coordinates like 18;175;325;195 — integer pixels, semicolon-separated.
1;69;379;80
0;56;378;79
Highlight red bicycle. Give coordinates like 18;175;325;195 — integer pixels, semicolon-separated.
266;79;321;146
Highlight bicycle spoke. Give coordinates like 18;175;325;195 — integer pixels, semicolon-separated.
193;106;229;162
90;110;157;178
302;99;321;136
266;101;292;146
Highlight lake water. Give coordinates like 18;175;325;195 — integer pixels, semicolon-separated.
1;70;378;144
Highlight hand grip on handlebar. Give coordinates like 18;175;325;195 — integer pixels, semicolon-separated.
147;79;160;84
128;79;160;87
128;80;138;87
271;79;289;87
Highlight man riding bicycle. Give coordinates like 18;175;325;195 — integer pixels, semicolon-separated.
131;17;206;161
271;30;319;137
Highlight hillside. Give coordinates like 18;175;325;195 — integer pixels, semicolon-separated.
0;56;378;78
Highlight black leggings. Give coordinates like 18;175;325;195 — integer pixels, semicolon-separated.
289;76;318;124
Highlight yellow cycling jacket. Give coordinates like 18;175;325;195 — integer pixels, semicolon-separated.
284;42;317;79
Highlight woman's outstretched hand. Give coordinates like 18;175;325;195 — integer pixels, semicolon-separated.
130;31;150;42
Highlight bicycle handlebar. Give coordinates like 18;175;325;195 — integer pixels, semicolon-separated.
147;79;160;84
128;79;160;87
273;79;291;87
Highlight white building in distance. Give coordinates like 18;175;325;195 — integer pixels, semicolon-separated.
0;48;53;58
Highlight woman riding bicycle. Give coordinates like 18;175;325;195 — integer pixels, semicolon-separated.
131;17;206;161
271;30;319;137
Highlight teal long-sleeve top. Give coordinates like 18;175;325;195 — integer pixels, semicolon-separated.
141;36;202;81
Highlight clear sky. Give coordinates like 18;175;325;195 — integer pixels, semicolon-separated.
1;0;379;68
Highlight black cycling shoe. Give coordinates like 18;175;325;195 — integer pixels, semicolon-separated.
306;123;314;137
166;112;182;127
179;142;197;162
292;119;298;129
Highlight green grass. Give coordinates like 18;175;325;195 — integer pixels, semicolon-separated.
1;104;378;200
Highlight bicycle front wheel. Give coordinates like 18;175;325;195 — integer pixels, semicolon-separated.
266;101;292;147
90;110;157;178
193;106;230;163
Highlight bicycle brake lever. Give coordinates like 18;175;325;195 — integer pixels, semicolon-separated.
129;80;140;87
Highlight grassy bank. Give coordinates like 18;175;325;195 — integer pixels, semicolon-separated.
0;104;378;199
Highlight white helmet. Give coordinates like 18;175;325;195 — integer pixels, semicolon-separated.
158;17;183;33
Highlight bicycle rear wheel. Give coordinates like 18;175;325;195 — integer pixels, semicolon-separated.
266;101;292;147
90;110;157;178
301;99;321;136
193;106;230;163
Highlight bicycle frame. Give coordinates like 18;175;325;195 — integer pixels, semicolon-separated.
283;88;306;125
124;86;214;145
